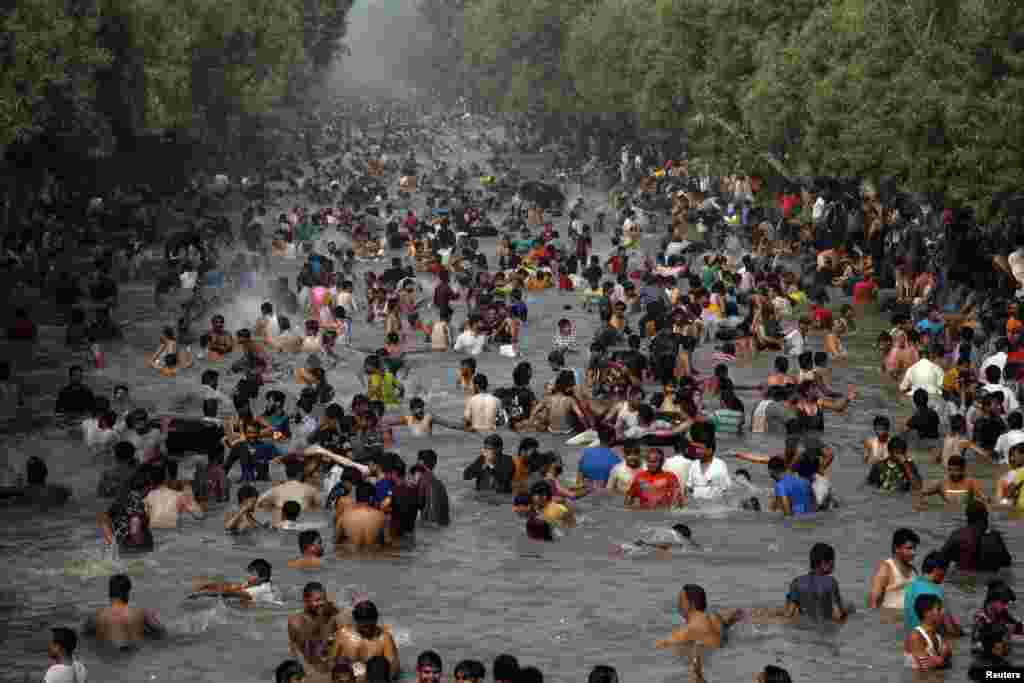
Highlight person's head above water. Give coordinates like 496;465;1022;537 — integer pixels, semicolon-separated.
298;530;322;556
109;573;132;603
280;498;302;526
247;558;272;584
921;551;948;582
275;660;306;683
808;542;836;574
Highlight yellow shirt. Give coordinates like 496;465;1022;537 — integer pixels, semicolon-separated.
543;502;570;525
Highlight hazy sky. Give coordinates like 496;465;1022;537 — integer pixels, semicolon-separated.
332;0;433;96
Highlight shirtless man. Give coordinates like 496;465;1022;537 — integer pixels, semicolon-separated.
655;584;742;683
144;461;205;529
655;583;743;650
464;373;500;432
288;581;343;674
915;454;988;508
384;397;432;437
257;461;321;526
289;530;325;570
336;481;387;550
207;315;236;361
86;574;166;645
329;600;400;679
224;485;267;532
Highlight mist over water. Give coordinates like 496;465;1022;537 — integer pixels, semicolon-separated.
330;0;432;99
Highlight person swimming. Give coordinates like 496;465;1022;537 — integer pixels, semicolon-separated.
612;524;698;557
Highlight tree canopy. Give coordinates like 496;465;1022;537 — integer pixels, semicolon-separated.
1;0;354;155
423;0;1024;213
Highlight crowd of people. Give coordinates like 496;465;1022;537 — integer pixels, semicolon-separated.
5;100;1024;683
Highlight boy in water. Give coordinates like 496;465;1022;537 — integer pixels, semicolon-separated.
782;542;849;623
192;558;281;605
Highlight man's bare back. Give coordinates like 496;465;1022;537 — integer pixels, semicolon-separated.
91;604;163;644
259;480;321;524
337;504;387;550
330;624;399;676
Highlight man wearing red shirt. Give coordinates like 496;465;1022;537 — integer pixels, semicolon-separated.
625;449;682;509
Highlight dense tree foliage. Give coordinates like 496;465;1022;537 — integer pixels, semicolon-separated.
419;0;1024;212
1;0;354;183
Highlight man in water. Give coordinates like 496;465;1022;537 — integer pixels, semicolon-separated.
624;448;682;509
97;442;138;499
44;627;87;683
85;574;165;645
329;600;401;678
224;484;267;532
12;456;71;506
336;481;388;550
413;450;450;526
656;583;745;654
463;373;500;432
193;558;280;605
915;454;987;507
289;530;326;570
682;431;732;505
606;441;645;494
463;434;514;494
288;581;343;674
257;461;321;526
55;365;95;417
868;528;920;611
782;542;849;623
144;460;205;528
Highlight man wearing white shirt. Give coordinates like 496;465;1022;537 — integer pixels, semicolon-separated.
682;436;732;503
993;412;1024;465
899;346;945;397
453;319;486;356
980;364;1019;413
663;452;692;489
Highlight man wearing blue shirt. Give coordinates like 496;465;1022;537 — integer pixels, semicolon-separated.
769;456;813;516
904;552;962;637
577;428;622;486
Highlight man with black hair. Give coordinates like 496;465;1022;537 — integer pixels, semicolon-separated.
55;365;95;416
782;542;849;623
288;581;342;674
16;456;71;506
44;627;87;683
224;484;265;532
415;650;443;683
330;600;400;676
142;459;204;530
414;450;450;526
336;481;387;548
98;442;138;499
492;654;519;683
86;573;166;644
257;460;321;526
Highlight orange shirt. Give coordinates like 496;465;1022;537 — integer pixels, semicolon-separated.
627;470;681;508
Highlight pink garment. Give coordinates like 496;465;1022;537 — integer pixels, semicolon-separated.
885;343;919;373
311;286;329;310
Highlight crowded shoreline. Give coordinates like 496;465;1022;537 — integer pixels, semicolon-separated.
3;103;1024;683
